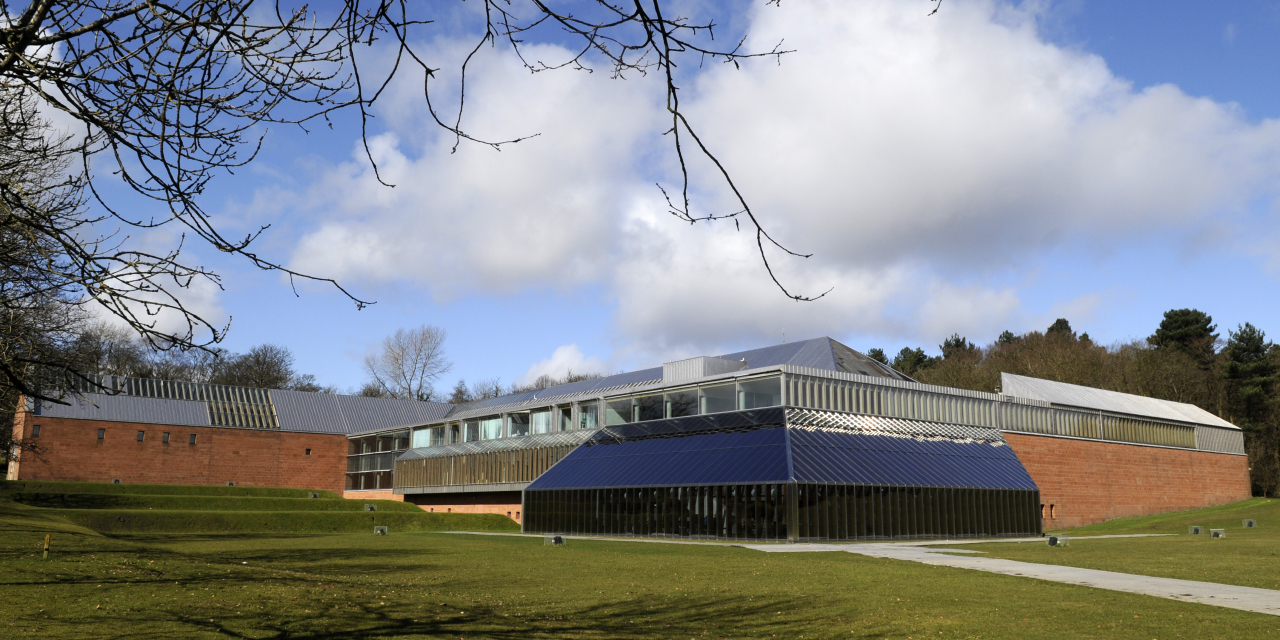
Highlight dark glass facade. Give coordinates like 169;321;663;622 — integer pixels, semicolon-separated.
524;484;1039;541
524;407;1042;540
346;431;408;490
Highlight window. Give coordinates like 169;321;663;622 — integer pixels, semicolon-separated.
464;420;481;442
449;423;460;444
665;390;699;418
96;428;105;440
480;416;502;440
605;399;631;426
137;431;145;442
162;432;170;444
411;427;431;449
559;406;573;431
531;409;553;435
507;413;530;438
31;424;40;437
430;426;445;446
305;448;312;455
1049;504;1057;519
700;383;737;414
739;377;782;410
189;434;196;445
578;402;598;430
634;395;663;422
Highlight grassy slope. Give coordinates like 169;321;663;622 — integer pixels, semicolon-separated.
0;480;519;535
946;498;1280;590
7;492;424;512
0;480;344;499
1;513;1277;639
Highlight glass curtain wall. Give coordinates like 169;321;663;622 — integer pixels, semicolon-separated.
524;483;1040;540
605;377;782;426
345;431;409;490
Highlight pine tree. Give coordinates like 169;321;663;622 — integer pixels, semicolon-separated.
1149;308;1218;365
1223;323;1277;430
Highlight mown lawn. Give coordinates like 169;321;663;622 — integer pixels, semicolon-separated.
2;501;1278;639
944;498;1280;590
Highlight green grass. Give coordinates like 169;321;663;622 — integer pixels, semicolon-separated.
0;479;519;535
0;480;344;499
1;500;1278;637
944;498;1280;590
7;492;423;512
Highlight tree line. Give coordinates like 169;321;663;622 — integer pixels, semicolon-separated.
865;310;1278;497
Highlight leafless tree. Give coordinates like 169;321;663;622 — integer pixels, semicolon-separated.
364;325;452;401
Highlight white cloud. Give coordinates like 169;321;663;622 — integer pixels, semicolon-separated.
281;0;1280;357
516;345;609;386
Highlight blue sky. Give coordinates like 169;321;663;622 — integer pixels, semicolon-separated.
102;0;1280;394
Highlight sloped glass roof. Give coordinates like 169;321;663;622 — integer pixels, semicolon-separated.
527;407;1038;492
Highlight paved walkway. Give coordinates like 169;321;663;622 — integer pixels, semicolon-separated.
741;541;1280;617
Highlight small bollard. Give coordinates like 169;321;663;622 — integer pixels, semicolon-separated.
1243;519;1257;528
1189;525;1203;534
1210;529;1225;539
43;534;49;559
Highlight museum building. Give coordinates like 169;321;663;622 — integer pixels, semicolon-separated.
8;337;1251;539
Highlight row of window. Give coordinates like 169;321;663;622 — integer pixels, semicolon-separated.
70;427;199;445
407;376;784;448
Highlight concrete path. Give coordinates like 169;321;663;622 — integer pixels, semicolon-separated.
741;542;1280;617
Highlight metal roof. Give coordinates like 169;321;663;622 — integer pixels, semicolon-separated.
437;337;910;424
397;430;593;460
33;393;211;427
272;390;452;435
1000;373;1237;430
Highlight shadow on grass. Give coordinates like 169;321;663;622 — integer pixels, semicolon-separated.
125;593;808;640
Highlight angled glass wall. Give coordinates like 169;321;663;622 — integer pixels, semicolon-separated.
524;408;1041;540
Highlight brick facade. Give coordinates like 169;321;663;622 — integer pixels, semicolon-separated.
1005;433;1252;529
8;411;348;493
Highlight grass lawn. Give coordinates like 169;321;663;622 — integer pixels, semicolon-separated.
2;499;1279;638
943;498;1280;591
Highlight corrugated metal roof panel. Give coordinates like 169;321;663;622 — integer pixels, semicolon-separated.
269;390;344;433
270;390;451;435
35;393;210;427
1001;373;1237;429
334;395;452;432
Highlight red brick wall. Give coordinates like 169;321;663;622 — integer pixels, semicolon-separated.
9;412;348;492
1005;433;1252;529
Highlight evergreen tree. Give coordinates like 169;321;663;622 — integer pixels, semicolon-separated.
996;330;1019;345
1223;323;1277;430
891;347;934;377
1148;308;1218;364
865;348;889;365
940;334;977;360
1046;318;1075;339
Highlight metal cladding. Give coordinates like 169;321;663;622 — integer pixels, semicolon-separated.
1000;373;1236;429
274;391;452;435
33;393;211;427
526;408;1036;492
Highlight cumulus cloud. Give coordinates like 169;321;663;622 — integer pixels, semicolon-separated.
516;345;609;386
282;0;1280;357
